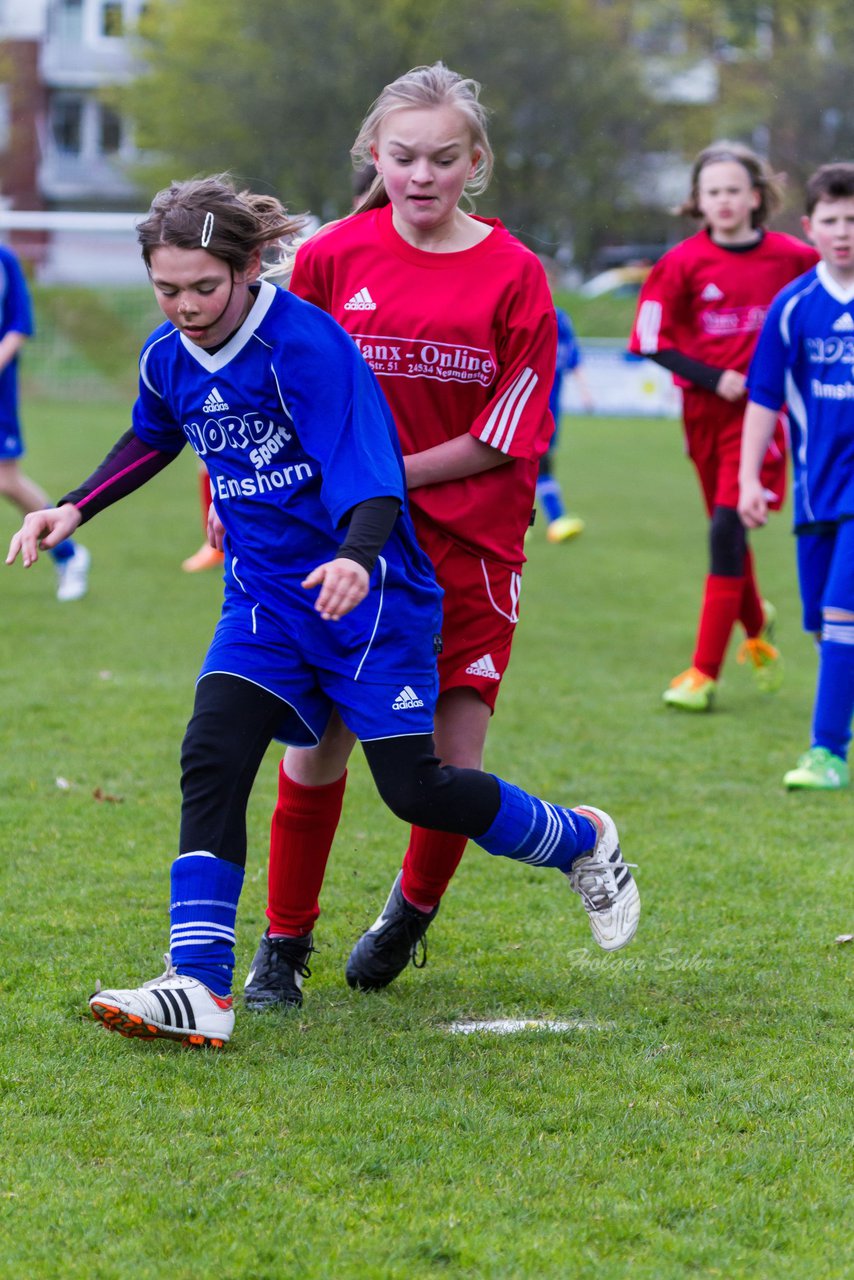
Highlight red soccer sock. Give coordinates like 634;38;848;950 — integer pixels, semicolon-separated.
266;765;346;937
738;548;765;638
199;469;214;532
692;574;745;680
400;826;468;911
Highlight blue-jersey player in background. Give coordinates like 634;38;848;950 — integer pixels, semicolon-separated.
535;259;594;543
7;176;639;1047
740;162;854;791
0;241;91;600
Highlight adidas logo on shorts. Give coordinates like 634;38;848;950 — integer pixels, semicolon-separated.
202;386;229;413
465;654;501;680
344;287;377;311
392;685;424;710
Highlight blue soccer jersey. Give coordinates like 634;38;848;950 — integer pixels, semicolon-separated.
548;307;581;422
133;280;442;682
0;244;34;450
748;262;854;526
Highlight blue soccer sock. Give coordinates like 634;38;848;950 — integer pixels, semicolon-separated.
49;538;76;564
536;477;566;524
812;622;854;760
474;778;597;873
169;852;244;997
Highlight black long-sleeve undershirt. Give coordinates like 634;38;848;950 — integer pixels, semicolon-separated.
644;348;725;393
60;429;180;518
59;429;401;573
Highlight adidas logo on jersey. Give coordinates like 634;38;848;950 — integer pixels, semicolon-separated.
701;283;725;302
392;685;424;710
832;312;854;332
202;386;229;413
344;287;377;311
465;654;501;681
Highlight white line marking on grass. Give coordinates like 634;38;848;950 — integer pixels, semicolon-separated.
446;1018;615;1035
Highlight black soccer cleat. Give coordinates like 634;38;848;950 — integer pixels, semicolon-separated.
345;872;439;991
243;929;314;1011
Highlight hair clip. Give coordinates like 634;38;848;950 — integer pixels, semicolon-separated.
201;212;215;248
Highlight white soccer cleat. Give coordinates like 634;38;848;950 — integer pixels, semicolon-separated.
89;955;234;1048
56;543;91;602
567;806;640;951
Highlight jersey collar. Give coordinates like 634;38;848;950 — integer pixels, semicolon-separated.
817;260;854;305
178;279;277;370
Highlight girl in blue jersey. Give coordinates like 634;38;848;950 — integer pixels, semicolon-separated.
0;242;91;600
6;176;639;1047
535;275;594;543
740;163;854;791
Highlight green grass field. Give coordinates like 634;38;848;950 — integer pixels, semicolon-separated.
1;395;851;1280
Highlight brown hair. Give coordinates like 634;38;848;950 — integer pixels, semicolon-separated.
805;163;854;215
679;141;784;229
137;174;304;273
351;62;494;214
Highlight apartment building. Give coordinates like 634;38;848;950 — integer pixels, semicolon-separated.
1;0;147;209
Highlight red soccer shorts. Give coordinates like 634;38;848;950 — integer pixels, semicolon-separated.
682;389;787;515
414;519;522;712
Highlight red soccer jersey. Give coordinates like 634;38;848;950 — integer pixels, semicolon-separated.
629;228;818;386
290;204;557;565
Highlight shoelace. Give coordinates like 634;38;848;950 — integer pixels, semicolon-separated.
570;857;639;912
737;637;777;668
142;953;179;988
269;937;315;981
411;934;429;970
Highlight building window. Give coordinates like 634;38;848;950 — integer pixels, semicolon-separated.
54;0;84;41
51;95;84;154
101;2;124;36
0;86;9;153
99;105;122;154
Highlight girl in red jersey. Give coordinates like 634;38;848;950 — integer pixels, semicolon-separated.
629;141;817;711
243;62;565;1003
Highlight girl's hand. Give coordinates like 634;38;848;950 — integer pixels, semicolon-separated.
207;503;226;551
738;478;769;529
716;369;747;401
302;557;369;620
6;504;82;568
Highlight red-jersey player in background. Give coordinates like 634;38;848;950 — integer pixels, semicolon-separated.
243;62;564;1005
629;141;817;711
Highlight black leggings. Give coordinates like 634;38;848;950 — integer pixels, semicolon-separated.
709;504;748;577
180;673;501;868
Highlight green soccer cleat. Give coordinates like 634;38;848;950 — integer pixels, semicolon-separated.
760;599;777;645
547;514;585;543
663;666;716;712
783;747;850;791
737;636;784;693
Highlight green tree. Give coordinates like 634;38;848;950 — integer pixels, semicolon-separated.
121;0;653;266
629;1;854;228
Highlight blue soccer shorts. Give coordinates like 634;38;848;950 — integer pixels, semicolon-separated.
0;418;24;460
796;518;854;633
198;599;439;746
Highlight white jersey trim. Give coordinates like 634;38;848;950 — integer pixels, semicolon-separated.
178;279;278;371
353;555;387;681
139;328;179;396
636;299;663;354
478;367;538;453
481;560;521;623
195;670;319;746
817;261;854;306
